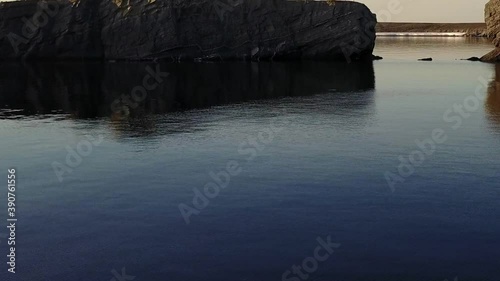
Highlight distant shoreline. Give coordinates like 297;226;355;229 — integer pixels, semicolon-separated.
376;23;487;37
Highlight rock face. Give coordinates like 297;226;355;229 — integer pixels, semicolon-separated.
0;0;377;61
482;0;500;62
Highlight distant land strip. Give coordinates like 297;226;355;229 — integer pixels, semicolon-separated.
376;23;487;36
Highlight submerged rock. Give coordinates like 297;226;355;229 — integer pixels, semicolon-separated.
418;58;433;61
0;0;377;61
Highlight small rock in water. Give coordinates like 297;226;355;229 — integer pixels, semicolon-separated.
372;55;383;60
464;57;481;61
418;58;433;61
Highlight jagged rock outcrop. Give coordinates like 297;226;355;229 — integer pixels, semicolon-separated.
482;0;500;62
0;0;377;61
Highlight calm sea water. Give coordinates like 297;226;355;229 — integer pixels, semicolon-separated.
1;37;499;281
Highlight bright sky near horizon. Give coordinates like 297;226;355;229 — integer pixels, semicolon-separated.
358;0;489;23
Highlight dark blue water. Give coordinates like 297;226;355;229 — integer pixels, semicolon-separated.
1;38;499;281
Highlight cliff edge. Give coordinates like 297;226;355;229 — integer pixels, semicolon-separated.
0;0;377;61
482;0;500;61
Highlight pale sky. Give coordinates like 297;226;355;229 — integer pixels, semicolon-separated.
358;0;489;23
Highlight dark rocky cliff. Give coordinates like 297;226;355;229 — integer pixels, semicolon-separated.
0;0;376;61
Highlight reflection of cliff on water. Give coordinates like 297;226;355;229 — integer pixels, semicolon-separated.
0;62;375;136
487;64;500;129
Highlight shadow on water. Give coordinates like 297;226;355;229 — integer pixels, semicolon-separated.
0;61;375;136
487;64;500;129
